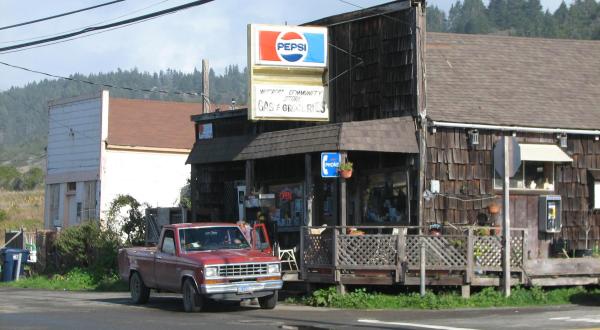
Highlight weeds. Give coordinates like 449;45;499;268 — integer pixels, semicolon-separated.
0;268;127;292
290;286;600;309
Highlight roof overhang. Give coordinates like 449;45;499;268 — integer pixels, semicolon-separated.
186;117;418;164
519;144;572;162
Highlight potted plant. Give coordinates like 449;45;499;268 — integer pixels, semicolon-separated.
338;161;353;179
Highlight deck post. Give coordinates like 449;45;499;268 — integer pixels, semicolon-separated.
300;226;306;280
396;228;407;283
461;285;471;298
420;239;426;297
503;136;511;297
333;227;344;294
466;228;474;284
304;154;313;227
339;151;347;228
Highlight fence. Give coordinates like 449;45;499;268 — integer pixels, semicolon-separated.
300;226;527;285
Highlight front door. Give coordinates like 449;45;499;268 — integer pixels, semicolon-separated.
154;229;180;292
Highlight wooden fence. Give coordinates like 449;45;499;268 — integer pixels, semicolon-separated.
300;226;527;286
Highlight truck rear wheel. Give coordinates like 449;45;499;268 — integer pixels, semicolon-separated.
258;290;278;309
130;272;150;304
182;278;203;312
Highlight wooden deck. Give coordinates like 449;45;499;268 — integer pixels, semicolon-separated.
298;225;598;288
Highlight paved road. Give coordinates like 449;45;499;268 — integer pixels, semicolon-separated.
0;288;599;330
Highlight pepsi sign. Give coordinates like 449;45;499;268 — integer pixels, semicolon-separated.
252;25;327;68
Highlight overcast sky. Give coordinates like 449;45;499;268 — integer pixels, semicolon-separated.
0;0;567;91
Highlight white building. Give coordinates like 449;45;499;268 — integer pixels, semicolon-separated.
44;90;199;229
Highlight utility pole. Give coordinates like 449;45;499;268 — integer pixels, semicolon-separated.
202;59;210;113
503;136;511;297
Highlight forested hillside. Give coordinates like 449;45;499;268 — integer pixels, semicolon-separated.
428;0;600;38
0;65;248;167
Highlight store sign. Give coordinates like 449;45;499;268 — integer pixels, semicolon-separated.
248;24;328;122
321;152;341;178
252;84;327;120
254;26;327;68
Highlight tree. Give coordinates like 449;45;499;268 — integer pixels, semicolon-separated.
448;0;493;34
427;5;448;32
106;195;146;246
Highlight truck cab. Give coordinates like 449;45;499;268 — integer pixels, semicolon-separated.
118;223;282;312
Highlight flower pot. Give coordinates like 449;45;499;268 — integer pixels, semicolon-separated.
488;203;500;214
340;169;352;179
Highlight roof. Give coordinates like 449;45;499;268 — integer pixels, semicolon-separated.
426;32;600;130
107;98;229;151
186;117;418;164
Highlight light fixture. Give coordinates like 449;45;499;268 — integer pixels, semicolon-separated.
595;136;599;141
559;133;568;148
430;126;437;134
512;131;517;137
468;129;479;146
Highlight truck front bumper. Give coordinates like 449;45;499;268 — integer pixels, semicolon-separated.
200;280;283;295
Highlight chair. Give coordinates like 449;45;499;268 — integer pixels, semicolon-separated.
278;248;298;271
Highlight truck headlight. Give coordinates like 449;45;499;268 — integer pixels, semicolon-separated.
267;263;280;274
204;266;218;278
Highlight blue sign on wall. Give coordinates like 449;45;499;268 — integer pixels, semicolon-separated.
321;152;341;178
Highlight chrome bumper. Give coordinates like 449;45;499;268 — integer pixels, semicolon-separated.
200;280;283;294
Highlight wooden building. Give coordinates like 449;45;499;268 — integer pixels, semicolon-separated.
186;1;600;290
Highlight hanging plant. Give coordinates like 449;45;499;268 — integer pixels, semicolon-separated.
338;161;353;179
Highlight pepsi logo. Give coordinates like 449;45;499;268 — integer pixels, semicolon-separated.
276;32;308;62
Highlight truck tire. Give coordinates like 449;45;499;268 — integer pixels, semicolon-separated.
182;278;203;312
258;290;278;310
130;272;150;304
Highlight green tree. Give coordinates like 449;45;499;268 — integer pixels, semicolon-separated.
106;195;146;246
22;167;44;190
449;0;493;34
427;5;448;31
0;165;20;189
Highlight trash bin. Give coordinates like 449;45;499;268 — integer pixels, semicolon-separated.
1;249;30;282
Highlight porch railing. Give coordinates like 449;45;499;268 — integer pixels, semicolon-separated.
300;226;527;283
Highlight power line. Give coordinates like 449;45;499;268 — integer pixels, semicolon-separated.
0;60;205;97
0;0;172;45
0;0;126;31
0;0;214;53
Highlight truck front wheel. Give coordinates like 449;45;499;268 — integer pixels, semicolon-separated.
258;290;278;309
182;279;204;312
130;272;150;304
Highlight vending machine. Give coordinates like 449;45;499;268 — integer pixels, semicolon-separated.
539;195;562;233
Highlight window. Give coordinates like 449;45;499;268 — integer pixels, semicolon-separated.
493;143;572;192
161;230;176;255
179;226;249;252
361;171;408;224
67;182;76;192
49;184;60;227
268;183;304;228
82;181;97;221
494;161;555;191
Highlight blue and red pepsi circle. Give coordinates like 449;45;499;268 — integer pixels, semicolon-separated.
276;32;308;62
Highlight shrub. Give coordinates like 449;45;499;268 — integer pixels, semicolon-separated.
53;221;120;274
106;194;146;246
0;209;6;221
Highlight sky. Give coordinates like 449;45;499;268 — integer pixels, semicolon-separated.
0;0;567;91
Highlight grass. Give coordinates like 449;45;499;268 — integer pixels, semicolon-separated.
0;189;44;245
0;268;128;292
287;286;600;310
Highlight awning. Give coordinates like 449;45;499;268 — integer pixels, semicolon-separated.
186;117;418;164
519;143;572;162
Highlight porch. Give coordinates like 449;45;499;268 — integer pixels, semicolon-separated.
299;225;530;291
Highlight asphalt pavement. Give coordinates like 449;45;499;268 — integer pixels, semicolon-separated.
0;288;599;330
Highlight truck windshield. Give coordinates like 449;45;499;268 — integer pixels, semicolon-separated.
179;226;250;252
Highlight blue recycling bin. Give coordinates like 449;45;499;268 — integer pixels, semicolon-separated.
1;248;29;282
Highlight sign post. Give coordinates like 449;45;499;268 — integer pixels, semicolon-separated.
493;136;520;298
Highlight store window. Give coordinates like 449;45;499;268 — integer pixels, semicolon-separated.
361;171;408;224
268;183;304;228
494;161;555;191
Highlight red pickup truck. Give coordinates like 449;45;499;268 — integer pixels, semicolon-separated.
118;223;282;312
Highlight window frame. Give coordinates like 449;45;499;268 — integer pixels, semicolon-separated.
493;160;556;192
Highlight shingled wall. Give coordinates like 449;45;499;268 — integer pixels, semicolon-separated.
425;127;600;257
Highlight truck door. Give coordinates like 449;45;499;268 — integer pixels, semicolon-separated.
252;223;272;255
154;229;179;292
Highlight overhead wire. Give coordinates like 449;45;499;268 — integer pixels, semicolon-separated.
0;0;214;53
0;0;125;31
0;0;172;45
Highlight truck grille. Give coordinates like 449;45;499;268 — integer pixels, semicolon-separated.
217;263;268;278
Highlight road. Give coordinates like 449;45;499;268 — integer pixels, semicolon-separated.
0;288;599;330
